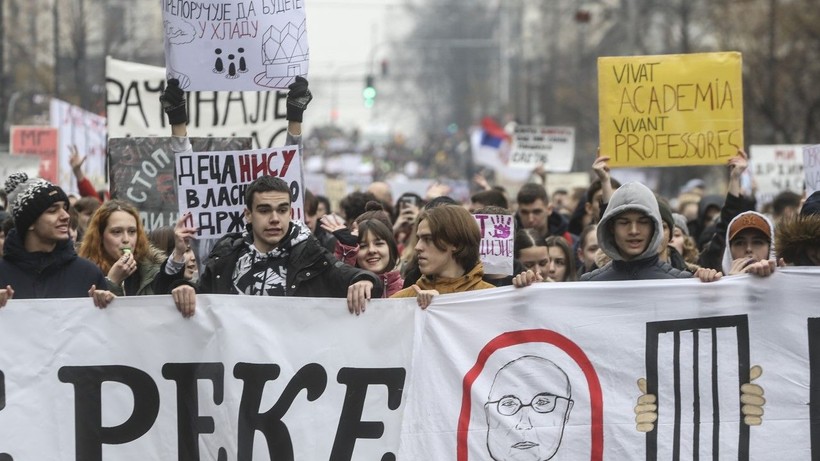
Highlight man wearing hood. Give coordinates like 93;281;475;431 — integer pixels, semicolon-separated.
581;182;691;281
776;191;820;266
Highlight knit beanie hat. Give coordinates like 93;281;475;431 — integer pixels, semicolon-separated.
4;172;69;238
672;213;690;236
657;198;675;237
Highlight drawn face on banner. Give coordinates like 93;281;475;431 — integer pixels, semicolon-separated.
246;191;292;253
485;356;573;461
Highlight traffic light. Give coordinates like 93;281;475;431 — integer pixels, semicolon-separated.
363;74;376;108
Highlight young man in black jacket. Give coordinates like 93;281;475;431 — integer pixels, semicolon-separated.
160;77;382;317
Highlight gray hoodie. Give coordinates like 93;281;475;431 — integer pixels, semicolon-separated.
597;182;664;262
581;182;690;281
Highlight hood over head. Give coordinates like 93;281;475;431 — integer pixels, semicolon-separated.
597;182;664;262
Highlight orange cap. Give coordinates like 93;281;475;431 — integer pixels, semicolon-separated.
728;214;771;241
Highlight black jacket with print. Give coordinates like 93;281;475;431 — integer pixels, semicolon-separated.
170;224;383;298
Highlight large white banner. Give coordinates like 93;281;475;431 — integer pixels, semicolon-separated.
0;295;417;460
50;99;108;195
162;0;309;91
1;269;819;459
105;57;289;149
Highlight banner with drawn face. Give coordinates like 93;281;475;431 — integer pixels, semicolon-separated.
162;0;309;91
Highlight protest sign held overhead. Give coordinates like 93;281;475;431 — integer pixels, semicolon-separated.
49;99;107;195
10;126;59;183
509;126;575;172
750;144;806;205
176;145;304;238
106;57;290;149
474;214;514;276
804;144;820;195
598;52;743;168
162;0;309;91
109;137;252;232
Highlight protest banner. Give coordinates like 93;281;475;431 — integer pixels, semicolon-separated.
475;213;514;276
598;52;744;168
105;56;289;148
176;145;304;238
0;294;416;460
108;137;252;233
49;99;107;195
509;126;575;172
9;126;59;183
1;269;819;459
0;154;40;181
750;144;806;205
803;144;820;195
162;0;308;91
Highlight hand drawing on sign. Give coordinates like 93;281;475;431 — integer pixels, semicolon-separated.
640;315;764;460
490;215;512;239
484;356;573;461
254;19;309;89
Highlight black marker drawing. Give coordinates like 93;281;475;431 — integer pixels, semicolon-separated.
639;315;765;461
808;318;820;459
484;356;573;461
238;48;248;73
164;19;196;45
227;54;238;79
214;48;225;74
254;19;309;89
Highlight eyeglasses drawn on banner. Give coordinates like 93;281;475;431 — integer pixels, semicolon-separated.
175;145;304;239
163;0;309;91
457;329;605;461
509;126;575;173
474;214;514;276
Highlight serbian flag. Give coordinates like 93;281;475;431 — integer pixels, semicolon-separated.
471;117;511;169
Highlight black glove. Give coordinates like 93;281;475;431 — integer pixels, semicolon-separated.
286;76;313;123
332;228;358;247
160;79;188;125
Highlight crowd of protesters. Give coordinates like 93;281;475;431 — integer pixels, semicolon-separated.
1;76;818;313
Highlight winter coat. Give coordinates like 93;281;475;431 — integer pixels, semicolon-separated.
582;182;691;282
0;229;106;299
391;262;495;298
776;214;820;265
174;221;383;298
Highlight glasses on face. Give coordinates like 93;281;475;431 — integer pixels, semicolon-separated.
486;393;572;416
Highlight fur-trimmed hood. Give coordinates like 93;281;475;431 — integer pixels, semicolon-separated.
776;215;820;266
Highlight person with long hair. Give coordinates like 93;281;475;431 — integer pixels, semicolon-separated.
79;200;187;296
321;201;404;297
545;235;577;282
514;229;551;282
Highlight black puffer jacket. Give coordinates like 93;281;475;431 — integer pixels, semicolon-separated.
168;222;383;298
0;229;106;299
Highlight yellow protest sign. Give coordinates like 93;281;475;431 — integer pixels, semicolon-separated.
598;52;743;167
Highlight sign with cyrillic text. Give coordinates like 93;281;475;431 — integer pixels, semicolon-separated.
474;214;514;276
109;137;252;232
10;126;59;183
598;52;743;167
509;126;575;172
105;56;290;149
162;0;309;91
803;144;820;195
1;270;820;459
750;144;806;205
176;145;304;238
